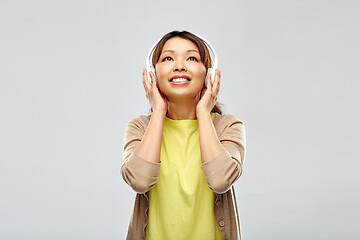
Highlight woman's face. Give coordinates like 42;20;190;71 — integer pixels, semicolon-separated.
154;37;207;101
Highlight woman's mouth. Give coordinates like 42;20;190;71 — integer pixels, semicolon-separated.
170;78;190;85
170;76;191;85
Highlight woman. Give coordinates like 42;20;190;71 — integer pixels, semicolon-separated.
121;30;246;240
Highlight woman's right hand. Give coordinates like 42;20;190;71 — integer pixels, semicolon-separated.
142;68;168;114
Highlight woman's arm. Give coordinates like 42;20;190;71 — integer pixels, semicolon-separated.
199;115;245;194
196;69;246;194
120;70;167;193
121;112;165;194
197;111;226;163
133;110;165;163
134;70;167;163
196;69;226;163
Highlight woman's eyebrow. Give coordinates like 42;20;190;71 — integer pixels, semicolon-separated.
187;49;199;53
162;49;199;54
161;50;174;54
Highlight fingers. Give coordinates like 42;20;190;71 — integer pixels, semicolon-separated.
149;71;157;88
212;69;221;95
206;71;212;89
142;68;151;92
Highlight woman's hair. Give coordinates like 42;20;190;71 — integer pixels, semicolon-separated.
150;30;223;115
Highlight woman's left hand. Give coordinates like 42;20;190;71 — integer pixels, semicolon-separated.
196;69;221;116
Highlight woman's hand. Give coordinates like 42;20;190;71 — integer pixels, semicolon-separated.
196;69;221;116
142;69;168;114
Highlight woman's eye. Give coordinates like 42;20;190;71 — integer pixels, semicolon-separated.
188;56;198;61
162;56;173;61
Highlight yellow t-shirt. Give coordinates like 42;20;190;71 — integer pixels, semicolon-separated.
145;112;222;240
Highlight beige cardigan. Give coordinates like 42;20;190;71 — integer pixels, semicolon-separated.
121;113;246;240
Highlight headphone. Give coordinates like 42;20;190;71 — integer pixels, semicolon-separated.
145;32;218;86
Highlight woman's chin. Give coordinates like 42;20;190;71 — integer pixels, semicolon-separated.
165;93;200;102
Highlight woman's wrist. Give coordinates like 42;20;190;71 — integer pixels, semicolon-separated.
152;109;167;117
196;109;211;119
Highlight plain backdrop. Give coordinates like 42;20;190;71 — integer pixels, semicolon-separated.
1;0;359;239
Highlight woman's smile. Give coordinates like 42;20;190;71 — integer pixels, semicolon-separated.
169;75;191;85
171;80;190;85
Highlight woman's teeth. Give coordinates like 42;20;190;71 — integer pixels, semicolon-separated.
171;78;189;82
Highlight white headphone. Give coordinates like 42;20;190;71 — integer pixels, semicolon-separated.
145;31;218;85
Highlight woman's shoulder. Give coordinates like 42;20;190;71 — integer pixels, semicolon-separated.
213;112;244;126
130;114;151;122
213;113;246;142
126;114;151;130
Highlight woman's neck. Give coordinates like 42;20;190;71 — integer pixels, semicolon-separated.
166;100;197;120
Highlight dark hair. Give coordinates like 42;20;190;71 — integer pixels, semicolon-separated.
150;30;223;115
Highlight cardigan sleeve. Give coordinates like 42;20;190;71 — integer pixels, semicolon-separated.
120;116;161;194
201;115;246;194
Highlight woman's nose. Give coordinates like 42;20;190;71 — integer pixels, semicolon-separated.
174;61;186;72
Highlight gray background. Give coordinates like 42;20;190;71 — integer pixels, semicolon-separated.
1;0;359;239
